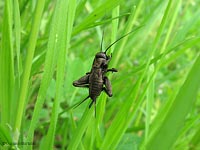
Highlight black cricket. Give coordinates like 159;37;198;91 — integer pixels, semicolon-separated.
73;30;135;117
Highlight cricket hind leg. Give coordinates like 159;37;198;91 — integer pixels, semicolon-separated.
107;68;118;73
73;74;90;88
73;95;90;109
103;76;113;97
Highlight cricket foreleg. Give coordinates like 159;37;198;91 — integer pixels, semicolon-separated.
73;74;90;88
107;68;118;73
103;77;112;97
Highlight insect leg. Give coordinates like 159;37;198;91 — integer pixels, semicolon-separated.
73;74;90;88
107;68;118;73
89;100;94;108
103;76;112;97
73;95;90;109
89;99;96;117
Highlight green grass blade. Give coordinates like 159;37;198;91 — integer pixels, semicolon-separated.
97;5;120;125
83;13;130;30
101;0;173;149
0;0;14;126
72;0;124;35
124;37;200;76
159;0;182;54
144;54;200;149
41;0;76;149
68;1;125;149
99;2;143;149
95;6;120;149
146;0;182;140
0;125;12;148
68;107;93;150
110;6;119;53
112;4;138;67
26;1;63;149
11;0;21;128
14;0;45;140
189;125;200;149
13;0;21;80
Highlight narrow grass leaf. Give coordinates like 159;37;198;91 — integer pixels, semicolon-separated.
125;37;200;76
25;0;59;148
72;0;124;35
189;125;200;149
112;4;137;67
146;0;181;140
13;0;21;80
0;0;14;126
83;13;129;31
97;4;120;125
14;0;45;141
11;0;21;127
100;3;144;149
41;0;76;149
68;106;93;150
144;54;200;150
0;125;12;148
101;0;172;149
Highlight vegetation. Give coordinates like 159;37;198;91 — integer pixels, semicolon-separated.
0;0;200;149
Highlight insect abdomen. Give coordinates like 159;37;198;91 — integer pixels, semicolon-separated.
89;81;103;99
89;69;104;100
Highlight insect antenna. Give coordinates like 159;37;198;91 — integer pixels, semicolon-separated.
100;30;105;52
73;95;90;109
104;26;143;54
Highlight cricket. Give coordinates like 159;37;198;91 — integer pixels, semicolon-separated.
73;30;136;117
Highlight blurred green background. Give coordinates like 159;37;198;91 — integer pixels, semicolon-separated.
0;0;200;149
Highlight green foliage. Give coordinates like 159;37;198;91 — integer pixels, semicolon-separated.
0;0;200;149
